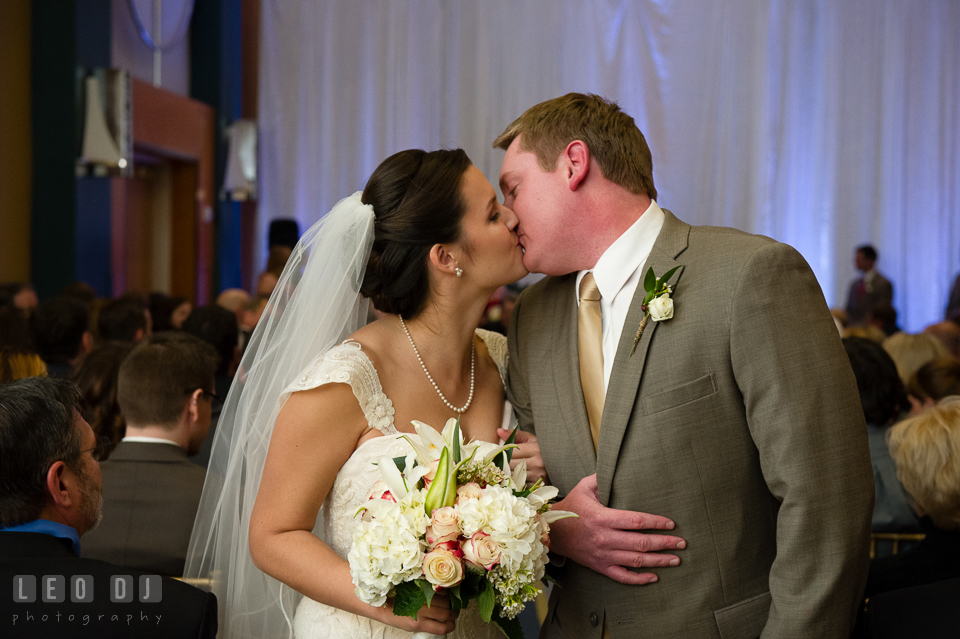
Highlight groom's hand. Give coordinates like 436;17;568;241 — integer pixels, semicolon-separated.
497;427;547;484
549;474;686;585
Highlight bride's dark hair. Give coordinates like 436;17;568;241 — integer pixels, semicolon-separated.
360;148;472;318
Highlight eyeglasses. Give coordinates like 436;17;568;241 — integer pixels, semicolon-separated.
79;436;113;463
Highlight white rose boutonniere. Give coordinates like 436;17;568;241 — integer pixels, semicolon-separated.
631;266;682;356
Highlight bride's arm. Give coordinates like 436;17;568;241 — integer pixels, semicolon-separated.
249;384;457;635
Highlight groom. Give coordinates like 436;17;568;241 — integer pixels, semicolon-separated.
495;94;873;638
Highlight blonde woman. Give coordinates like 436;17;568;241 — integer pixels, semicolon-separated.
0;347;47;383
882;332;950;386
864;398;960;597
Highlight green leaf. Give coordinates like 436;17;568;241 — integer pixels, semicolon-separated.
657;265;681;289
391;455;409;472
503;426;519;463
493;610;526;639
453;416;462;464
392;580;427;620
459;571;484;601
643;267;656;293
478;579;496;623
448;583;466;612
416;578;435;608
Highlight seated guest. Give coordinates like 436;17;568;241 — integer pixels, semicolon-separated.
863;399;960;598
28;296;93;377
883;332;950;386
0;306;33;349
0;376;216;638
81;333;218;575
149;293;192;332
924;321;960;359
843;338;919;533
905;358;960;414
0;347;47;383
216;288;250;315
70;342;132;454
867;304;900;337
844;324;887;344
182;305;239;467
0;281;38;315
97;299;149;344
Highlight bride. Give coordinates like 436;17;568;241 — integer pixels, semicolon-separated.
185;148;541;638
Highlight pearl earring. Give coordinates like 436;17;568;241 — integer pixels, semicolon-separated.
455;267;463;278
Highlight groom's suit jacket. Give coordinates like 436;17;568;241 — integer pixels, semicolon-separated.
508;211;874;639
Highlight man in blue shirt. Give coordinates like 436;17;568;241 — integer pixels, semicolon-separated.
0;376;217;638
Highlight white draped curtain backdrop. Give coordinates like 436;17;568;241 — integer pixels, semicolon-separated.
259;0;959;332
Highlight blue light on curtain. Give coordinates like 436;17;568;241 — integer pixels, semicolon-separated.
259;0;960;331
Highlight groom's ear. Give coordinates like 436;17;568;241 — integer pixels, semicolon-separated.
562;140;590;192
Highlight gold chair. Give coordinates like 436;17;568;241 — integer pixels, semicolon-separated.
869;533;925;559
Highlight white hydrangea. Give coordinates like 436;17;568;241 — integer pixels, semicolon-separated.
349;488;429;606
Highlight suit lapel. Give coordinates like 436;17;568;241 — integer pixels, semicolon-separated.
596;211;690;505
550;275;598;477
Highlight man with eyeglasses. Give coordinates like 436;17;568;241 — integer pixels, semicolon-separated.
82;332;219;577
0;376;217;638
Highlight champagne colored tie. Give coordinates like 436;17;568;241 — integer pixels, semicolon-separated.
578;273;604;450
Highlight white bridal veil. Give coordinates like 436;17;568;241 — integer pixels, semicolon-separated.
184;193;375;638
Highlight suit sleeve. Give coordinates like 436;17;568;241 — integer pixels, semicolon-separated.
729;242;874;638
506;289;536;435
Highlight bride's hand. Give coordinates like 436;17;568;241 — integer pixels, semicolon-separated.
498;428;547;484
383;592;458;635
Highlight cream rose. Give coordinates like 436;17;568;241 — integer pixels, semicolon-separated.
456;482;483;504
648;296;674;322
422;548;464;589
461;531;502;571
426;506;461;546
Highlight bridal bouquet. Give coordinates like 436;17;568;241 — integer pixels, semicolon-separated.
348;419;573;638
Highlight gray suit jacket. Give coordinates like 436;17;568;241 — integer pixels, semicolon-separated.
507;212;874;639
845;271;893;326
82;441;206;576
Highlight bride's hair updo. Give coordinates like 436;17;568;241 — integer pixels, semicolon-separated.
360;148;472;318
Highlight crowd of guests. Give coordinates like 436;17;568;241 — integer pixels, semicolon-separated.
2;244;960;635
832;244;960;634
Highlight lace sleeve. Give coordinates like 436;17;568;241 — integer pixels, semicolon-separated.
284;341;397;434
476;329;509;386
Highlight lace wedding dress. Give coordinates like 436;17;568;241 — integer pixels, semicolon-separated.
288;330;508;639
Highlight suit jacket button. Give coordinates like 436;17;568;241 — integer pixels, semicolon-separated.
589;612;599;627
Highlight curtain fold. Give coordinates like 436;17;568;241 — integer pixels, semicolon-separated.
259;0;960;331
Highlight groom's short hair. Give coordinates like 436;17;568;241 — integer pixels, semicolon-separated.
493;93;657;201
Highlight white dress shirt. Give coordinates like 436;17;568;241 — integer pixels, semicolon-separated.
121;436;182;447
575;201;665;390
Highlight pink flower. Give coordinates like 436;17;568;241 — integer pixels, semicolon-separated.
426;506;460;547
366;479;396;503
461;531;502;571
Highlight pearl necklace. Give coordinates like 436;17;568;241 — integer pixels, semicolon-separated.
399;316;475;414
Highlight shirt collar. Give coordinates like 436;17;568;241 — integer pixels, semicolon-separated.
0;519;82;557
577;200;666;303
121;436;182;447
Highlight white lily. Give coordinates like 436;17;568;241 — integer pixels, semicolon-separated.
376;455;409;501
510;459;527;490
541;508;579;523
526;485;560;510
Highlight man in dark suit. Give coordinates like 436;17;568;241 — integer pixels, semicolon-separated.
82;332;218;576
29;296;93;377
845;244;894;326
0;376;217;638
495;94;873;638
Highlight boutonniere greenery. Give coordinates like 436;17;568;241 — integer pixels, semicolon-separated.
631;266;682;356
